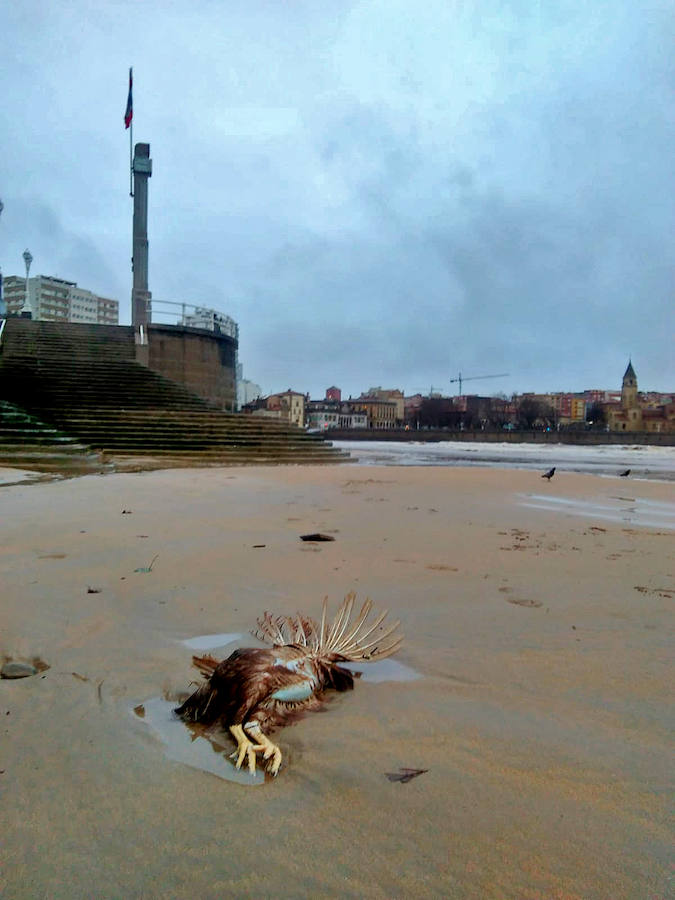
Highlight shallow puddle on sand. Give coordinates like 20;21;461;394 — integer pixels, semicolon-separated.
137;637;421;783
180;633;243;651
133;697;265;786
519;494;675;530
346;658;421;682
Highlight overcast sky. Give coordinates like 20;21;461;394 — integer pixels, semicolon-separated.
1;0;673;398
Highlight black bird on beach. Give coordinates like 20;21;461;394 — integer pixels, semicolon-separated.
619;469;631;477
541;467;556;480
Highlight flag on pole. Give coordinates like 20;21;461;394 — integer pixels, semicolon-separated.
124;68;133;129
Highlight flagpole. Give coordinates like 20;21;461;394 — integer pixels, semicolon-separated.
126;66;134;197
129;117;133;197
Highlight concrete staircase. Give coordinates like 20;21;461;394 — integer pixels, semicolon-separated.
0;400;108;474
0;318;348;468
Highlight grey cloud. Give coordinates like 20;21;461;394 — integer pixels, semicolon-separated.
1;0;673;398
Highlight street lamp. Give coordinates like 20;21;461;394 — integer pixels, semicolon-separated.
22;248;33;316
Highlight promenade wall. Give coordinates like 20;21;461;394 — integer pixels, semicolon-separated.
325;428;675;446
143;323;237;411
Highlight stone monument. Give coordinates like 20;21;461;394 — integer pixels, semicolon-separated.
131;143;152;328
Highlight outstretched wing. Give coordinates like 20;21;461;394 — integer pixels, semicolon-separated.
254;593;403;663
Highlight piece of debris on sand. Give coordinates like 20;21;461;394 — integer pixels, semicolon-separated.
386;767;428;783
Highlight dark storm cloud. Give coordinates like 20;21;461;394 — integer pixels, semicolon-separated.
0;0;673;397
4;196;125;299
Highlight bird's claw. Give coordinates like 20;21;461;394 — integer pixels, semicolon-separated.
229;742;263;774
243;723;283;776
229;724;264;774
262;745;282;776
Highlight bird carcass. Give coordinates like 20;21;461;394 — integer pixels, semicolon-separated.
174;593;402;776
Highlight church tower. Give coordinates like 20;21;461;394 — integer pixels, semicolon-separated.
621;360;638;410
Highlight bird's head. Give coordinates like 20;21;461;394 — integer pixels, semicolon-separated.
273;648;318;679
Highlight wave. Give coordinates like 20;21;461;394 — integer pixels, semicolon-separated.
333;440;675;482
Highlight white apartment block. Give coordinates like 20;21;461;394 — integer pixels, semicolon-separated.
237;378;262;411
306;408;368;430
2;275;118;325
235;361;262;411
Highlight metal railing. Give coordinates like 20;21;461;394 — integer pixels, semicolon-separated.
147;299;239;340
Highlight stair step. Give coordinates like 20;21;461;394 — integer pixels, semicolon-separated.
0;318;347;467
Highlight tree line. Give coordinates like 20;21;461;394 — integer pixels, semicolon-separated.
411;397;607;431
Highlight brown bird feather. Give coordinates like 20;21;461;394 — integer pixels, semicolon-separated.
174;593;402;776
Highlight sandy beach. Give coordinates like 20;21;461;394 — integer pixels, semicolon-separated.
1;464;673;899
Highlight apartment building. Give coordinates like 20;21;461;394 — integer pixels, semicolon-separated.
265;390;307;427
549;393;586;424
2;275;118;324
350;395;397;428
361;387;404;425
306;400;367;430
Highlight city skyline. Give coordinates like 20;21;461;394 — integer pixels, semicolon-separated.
1;1;673;399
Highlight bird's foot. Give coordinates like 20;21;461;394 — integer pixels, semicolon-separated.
245;722;283;776
229;723;264;774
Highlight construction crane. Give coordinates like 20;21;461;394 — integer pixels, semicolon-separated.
449;372;510;395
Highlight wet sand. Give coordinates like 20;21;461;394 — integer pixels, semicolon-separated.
1;465;673;899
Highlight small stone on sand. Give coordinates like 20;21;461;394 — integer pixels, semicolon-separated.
1;662;38;679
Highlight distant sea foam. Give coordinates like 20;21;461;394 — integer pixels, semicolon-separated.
333;440;675;482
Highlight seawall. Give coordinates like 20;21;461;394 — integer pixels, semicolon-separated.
324;428;675;446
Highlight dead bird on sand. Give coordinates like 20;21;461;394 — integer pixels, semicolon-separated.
175;593;402;776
